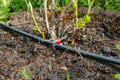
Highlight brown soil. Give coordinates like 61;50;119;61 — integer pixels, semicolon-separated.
0;8;120;80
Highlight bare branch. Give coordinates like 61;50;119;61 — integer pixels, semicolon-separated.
58;0;72;20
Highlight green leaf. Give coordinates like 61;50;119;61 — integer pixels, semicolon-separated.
77;18;85;29
83;15;91;23
0;8;10;16
28;1;33;13
56;7;61;11
32;27;39;31
114;74;120;80
74;11;78;16
66;72;70;80
0;18;7;23
6;12;16;16
1;0;11;8
19;68;29;80
65;0;69;6
116;44;120;50
88;0;91;7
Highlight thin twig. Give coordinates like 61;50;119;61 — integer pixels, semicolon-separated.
51;0;57;22
57;0;72;39
58;0;72;20
60;20;74;38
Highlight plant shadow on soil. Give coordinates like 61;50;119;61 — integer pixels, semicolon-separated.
0;8;120;80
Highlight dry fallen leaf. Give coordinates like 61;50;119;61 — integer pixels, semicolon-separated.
60;66;68;71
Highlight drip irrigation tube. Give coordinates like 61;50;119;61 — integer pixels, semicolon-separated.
0;22;120;65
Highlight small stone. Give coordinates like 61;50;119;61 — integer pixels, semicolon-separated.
0;75;5;79
101;46;111;54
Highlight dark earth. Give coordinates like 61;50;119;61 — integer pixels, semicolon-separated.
0;8;120;80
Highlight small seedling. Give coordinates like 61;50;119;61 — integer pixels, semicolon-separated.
114;74;120;80
66;71;70;80
82;35;88;41
24;0;45;38
19;68;29;80
116;44;120;50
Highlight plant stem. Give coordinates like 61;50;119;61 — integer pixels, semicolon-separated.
30;11;45;38
44;0;56;40
71;29;79;45
24;0;45;38
75;0;78;28
44;0;50;33
87;0;94;14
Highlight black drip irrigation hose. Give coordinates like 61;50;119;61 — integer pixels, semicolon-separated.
0;22;120;65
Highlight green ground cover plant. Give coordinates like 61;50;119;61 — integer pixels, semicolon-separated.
0;0;15;22
114;74;120;80
8;0;120;12
10;0;27;12
116;44;120;50
66;71;70;80
10;0;43;12
78;0;120;11
19;68;30;80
